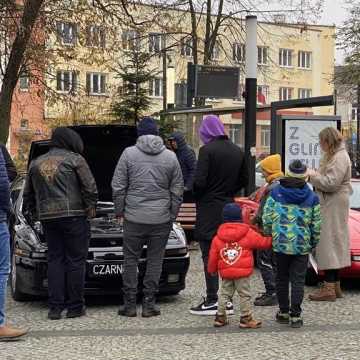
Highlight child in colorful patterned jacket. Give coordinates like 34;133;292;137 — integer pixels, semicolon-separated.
262;160;321;328
208;203;272;328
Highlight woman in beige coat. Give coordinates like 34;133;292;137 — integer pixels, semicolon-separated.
308;127;352;301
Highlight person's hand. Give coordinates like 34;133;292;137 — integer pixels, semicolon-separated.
210;272;217;277
86;207;96;219
115;214;123;225
307;168;317;178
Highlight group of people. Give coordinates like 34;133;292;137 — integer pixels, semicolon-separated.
0;113;352;339
192;125;351;329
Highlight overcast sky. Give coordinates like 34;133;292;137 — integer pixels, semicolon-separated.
319;0;348;64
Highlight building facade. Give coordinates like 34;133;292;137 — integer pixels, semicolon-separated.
6;4;336;157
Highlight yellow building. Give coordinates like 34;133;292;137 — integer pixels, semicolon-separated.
12;4;335;156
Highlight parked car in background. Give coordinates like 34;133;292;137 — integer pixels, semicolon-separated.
9;125;190;301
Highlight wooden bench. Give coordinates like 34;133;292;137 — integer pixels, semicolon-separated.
176;203;196;230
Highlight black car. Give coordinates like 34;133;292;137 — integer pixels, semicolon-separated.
9;125;190;301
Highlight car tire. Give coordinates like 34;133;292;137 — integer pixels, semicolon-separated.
10;243;30;302
305;267;319;286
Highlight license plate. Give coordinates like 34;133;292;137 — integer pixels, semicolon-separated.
90;263;123;277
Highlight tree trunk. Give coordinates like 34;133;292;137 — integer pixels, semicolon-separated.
0;0;44;144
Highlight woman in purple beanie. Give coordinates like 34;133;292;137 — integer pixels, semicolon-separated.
190;114;249;316
199;114;226;145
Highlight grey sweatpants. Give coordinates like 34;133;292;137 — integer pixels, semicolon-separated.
122;220;172;297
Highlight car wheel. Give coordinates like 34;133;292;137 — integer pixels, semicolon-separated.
305;267;319;286
10;245;30;301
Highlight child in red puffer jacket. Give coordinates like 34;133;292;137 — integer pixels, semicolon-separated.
208;203;272;328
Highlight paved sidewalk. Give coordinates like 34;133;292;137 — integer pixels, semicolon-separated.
3;251;360;360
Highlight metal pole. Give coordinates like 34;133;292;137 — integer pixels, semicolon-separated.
186;62;194;108
162;35;167;112
357;84;360;160
244;15;257;195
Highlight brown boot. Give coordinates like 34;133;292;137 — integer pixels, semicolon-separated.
308;282;336;302
214;313;228;327
0;325;27;341
239;315;262;329
335;281;343;299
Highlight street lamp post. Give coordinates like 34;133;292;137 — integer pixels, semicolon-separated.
244;15;258;195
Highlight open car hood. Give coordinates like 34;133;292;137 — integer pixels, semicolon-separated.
28;125;137;201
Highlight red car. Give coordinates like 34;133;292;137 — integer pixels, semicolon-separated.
236;178;360;284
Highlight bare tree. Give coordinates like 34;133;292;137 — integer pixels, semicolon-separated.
0;0;45;144
0;0;324;145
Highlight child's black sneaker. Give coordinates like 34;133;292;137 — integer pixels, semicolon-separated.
275;311;290;324
290;316;303;328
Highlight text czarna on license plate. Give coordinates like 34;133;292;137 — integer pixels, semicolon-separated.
90;263;123;276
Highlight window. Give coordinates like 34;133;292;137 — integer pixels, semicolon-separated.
228;124;243;146
86;73;106;95
149;78;163;97
233;83;245;102
298;51;312;69
261;126;270;148
56;22;77;45
149;33;164;53
175;82;187;107
20;119;28;129
86;25;106;48
233;43;245;63
211;41;220;60
56;70;77;93
298;88;312;99
279;48;293;67
352;107;358;121
19;73;29;91
279;87;293;101
257;85;269;104
258;46;268;65
122;30;140;51
181;38;192;57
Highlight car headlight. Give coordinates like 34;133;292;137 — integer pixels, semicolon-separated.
167;224;187;247
14;224;42;250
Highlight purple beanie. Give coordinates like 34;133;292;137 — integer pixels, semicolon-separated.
199;115;225;145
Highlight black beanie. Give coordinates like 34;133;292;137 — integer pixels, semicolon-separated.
288;160;308;179
137;117;159;137
223;203;242;223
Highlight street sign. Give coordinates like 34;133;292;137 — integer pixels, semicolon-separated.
194;65;240;99
282;116;341;170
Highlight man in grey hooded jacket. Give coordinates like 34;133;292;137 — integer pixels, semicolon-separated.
112;117;183;318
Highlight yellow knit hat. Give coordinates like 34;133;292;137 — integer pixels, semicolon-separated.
259;154;284;183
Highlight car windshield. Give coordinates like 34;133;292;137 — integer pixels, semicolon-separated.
350;181;360;209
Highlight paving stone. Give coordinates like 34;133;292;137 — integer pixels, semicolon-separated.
3;251;360;359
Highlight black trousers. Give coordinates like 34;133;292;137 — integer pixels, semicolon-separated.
43;216;90;311
199;240;219;303
123;220;172;298
324;269;340;283
276;253;308;317
257;249;277;295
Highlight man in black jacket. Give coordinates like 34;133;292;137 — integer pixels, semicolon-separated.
23;127;98;320
0;144;17;182
190;115;248;316
168;132;196;202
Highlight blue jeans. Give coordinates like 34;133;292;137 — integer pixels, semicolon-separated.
0;222;10;327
